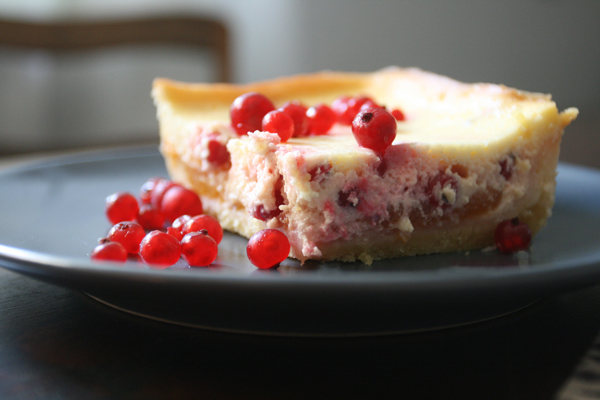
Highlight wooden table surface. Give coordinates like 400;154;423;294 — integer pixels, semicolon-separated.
1;265;600;400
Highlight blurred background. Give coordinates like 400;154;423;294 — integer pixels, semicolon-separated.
0;0;598;168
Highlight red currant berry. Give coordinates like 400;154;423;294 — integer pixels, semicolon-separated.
334;96;373;125
160;185;203;223
139;230;181;267
91;241;128;263
230;92;275;136
391;108;405;121
150;178;178;210
250;178;284;221
349;96;373;113
359;99;382;112
246;229;290;269
331;96;352;125
279;101;309;137
166;226;183;242
251;204;281;221
136;204;166;230
140;177;162;205
262;109;294;142
172;214;192;233
307;104;336;135
107;221;146;254
207;136;231;166
105;192;139;225
181;230;219;267
494;217;532;253
351;107;397;154
182;214;224;244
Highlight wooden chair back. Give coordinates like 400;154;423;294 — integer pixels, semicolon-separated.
0;16;230;154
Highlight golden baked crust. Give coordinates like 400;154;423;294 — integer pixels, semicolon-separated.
153;68;578;263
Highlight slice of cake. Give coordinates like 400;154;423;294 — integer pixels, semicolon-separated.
152;67;578;264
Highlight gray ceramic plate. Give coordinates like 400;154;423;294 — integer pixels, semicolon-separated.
1;145;600;336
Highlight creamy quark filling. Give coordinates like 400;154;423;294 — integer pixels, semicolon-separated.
179;120;537;262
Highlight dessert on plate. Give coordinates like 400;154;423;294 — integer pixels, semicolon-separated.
152;67;578;264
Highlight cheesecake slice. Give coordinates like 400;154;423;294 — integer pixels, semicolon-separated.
152;68;578;264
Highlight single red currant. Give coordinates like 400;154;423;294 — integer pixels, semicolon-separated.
181;230;219;267
150;178;178;210
359;99;382;112
172;214;192;233
107;221;146;254
160;185;203;223
332;96;353;125
207;136;231;166
391;108;405;121
335;96;374;125
349;96;374;114
262;109;294;142
91;241;128;263
166;226;183;241
171;214;190;230
307;104;336;135
279;101;309;137
351;107;397;154
251;204;281;221
140;177;162;205
182;214;224;244
139;230;181;267
230;92;275;136
105;192;139;225
246;229;290;269
250;178;284;221
494;217;532;253
136;204;166;230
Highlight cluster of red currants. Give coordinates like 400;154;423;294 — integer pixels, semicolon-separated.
91;177;290;269
230;92;404;154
